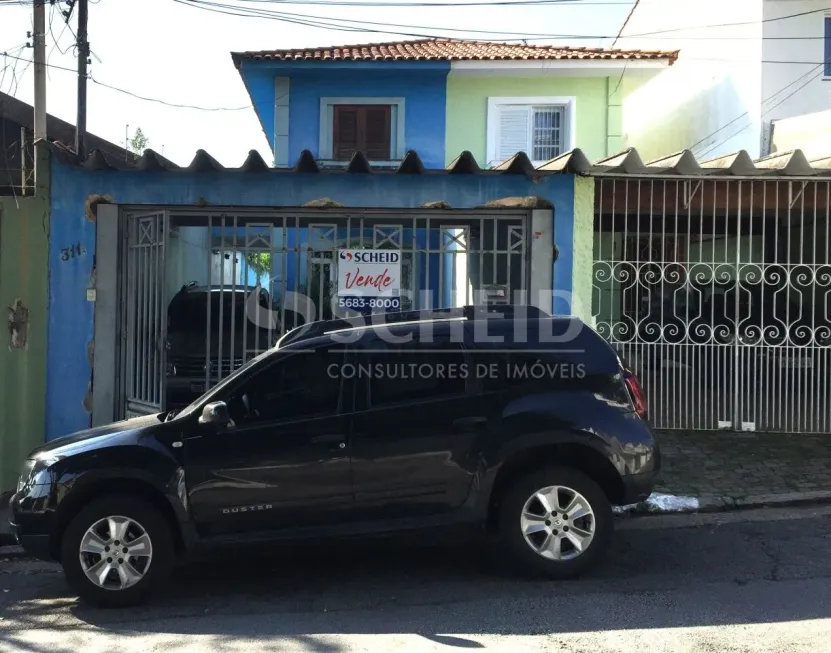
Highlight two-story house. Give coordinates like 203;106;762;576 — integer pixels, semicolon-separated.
616;0;831;160
232;39;677;168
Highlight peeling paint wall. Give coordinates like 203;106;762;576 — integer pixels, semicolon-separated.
0;145;49;494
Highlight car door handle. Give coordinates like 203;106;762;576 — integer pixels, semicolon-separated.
453;416;488;431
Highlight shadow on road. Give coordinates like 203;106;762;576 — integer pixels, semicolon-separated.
2;516;831;652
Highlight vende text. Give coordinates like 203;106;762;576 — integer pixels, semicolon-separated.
343;267;394;291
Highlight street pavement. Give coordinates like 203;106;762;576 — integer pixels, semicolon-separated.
2;506;831;652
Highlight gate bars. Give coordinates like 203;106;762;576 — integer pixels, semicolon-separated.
593;177;831;433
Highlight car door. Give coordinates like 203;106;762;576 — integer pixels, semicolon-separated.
183;342;354;536
349;331;486;521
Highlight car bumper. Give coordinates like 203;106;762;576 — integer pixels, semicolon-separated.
619;433;662;505
620;470;660;505
9;492;57;561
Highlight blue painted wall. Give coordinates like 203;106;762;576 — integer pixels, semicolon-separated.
239;61;450;169
48;159;575;440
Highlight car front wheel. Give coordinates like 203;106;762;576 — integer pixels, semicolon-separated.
497;466;613;579
60;495;174;607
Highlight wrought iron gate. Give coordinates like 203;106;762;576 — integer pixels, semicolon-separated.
593;177;831;433
121;210;168;418
118;209;529;416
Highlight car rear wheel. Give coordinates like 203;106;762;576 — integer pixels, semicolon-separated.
497;466;613;579
60;495;174;607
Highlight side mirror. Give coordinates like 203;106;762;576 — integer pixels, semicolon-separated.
198;401;233;429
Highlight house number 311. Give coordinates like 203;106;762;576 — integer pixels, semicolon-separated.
60;242;86;262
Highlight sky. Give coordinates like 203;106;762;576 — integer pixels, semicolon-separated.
0;0;634;166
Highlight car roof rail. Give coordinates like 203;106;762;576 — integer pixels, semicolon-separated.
277;304;550;347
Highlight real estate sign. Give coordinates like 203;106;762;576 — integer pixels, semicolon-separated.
337;249;401;312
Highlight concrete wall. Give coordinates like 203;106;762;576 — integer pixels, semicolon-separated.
238;61;450;169
762;0;831;152
0;148;49;494
47;158;578;439
445;75;613;165
617;0;764;160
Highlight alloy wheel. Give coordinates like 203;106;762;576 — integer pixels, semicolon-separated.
78;515;153;591
520;485;595;561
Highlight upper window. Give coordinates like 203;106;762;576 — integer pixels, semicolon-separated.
319;97;405;163
486;97;576;167
333;105;391;160
825;16;831;77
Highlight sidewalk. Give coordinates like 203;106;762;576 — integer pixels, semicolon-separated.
644;429;831;512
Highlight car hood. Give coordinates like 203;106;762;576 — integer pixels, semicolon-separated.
28;414;164;459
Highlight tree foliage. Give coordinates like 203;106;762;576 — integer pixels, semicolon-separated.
127;127;150;155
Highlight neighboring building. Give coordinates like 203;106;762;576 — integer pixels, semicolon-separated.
616;0;831;161
771;109;831;158
0;91;172;196
232;39;676;168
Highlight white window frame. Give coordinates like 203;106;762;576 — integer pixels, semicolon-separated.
486;96;577;168
318;97;406;166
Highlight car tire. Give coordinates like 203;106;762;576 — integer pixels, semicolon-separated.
60;495;175;607
497;466;613;580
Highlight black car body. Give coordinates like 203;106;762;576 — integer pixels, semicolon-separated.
11;305;659;606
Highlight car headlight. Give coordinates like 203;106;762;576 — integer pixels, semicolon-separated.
16;456;59;493
17;459;36;493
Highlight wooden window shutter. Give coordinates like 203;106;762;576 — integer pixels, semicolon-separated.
496;106;531;162
332;104;393;161
333;107;360;160
363;106;392;159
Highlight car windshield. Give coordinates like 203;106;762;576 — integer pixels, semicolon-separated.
175;347;274;419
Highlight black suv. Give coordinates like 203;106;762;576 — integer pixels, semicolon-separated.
10;305;658;607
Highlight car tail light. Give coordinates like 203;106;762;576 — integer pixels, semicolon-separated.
623;371;648;419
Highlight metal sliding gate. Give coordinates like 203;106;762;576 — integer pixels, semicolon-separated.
121;210;168;418
118;209;529;417
593;177;831;433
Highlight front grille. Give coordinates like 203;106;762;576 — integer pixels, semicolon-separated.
170;357;245;378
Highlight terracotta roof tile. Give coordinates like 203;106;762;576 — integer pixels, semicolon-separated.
232;38;678;64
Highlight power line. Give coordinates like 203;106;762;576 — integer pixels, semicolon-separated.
609;0;639;96
89;75;252;110
0;52;253;110
174;0;831;42
690;62;825;156
697;65;827;160
185;0;637;6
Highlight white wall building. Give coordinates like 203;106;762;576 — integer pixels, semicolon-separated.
616;0;831;161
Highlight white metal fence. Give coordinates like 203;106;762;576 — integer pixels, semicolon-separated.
593;177;831;433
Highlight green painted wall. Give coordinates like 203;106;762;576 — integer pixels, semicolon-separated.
445;75;614;165
0;146;49;496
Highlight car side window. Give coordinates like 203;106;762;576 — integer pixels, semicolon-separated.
360;338;467;408
227;347;343;423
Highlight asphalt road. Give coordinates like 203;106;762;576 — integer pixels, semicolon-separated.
2;507;831;652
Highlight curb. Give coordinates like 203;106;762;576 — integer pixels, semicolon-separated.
618;489;831;517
